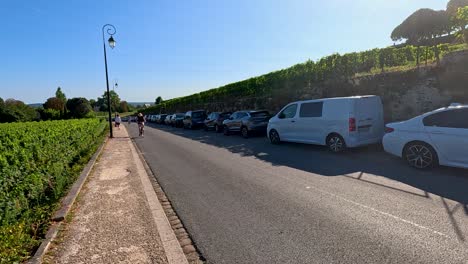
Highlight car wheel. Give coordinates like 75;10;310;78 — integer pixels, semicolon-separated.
223;126;230;136
327;134;346;153
269;130;281;145
241;126;249;139
403;142;438;169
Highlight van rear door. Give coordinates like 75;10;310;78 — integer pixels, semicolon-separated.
353;96;384;142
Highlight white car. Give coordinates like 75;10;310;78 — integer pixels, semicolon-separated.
267;95;384;152
383;104;468;169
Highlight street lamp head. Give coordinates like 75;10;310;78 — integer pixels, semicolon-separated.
108;36;116;49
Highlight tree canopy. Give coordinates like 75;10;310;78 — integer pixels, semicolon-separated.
391;9;450;44
66;98;93;118
155;96;163;105
43;97;65;111
447;0;468;16
0;99;38;122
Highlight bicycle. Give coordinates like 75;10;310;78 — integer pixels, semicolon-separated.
138;122;145;136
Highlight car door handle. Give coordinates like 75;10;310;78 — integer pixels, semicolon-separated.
291;120;296;123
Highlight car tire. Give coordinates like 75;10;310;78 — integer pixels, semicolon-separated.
223;126;230;136
241;126;249;139
269;130;281;145
403;142;438;169
327;134;346;153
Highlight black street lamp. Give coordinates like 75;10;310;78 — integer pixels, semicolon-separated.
102;24;116;138
113;81;118;118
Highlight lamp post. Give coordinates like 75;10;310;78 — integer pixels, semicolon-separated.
113;81;118;118
102;24;116;138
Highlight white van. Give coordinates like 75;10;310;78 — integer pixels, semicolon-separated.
267;95;384;152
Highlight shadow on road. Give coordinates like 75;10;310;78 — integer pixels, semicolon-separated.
146;123;468;208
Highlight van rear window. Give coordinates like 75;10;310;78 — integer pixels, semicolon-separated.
299;102;323;117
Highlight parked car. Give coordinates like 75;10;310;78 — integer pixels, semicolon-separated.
204;111;232;132
149;114;158;123
183;110;207;129
383;104;468;169
172;113;185;127
156;114;167;124
267;95;384;152
165;114;173;125
223;110;270;138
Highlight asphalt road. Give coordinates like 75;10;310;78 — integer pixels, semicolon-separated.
128;123;468;264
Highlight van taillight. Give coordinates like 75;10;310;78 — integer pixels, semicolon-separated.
385;126;394;133
349;118;356;132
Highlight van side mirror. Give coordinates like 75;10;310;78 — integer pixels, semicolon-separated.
278;113;285;119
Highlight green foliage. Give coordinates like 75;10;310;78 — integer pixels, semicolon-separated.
38;108;62;121
447;0;468;16
0;99;39;123
119;101;129;113
455;6;468;42
155;96;163;105
43;97;65;112
391;9;450;45
143;44;466;115
0;119;106;262
55;87;66;103
66;97;92;118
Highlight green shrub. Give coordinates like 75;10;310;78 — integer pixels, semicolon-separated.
0;119;106;263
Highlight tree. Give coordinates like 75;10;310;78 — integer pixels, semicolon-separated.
55;87;66;102
98;90;120;112
155;96;163;105
0;99;38;122
391;9;449;44
66;98;92;118
447;0;468;16
391;9;450;66
43;97;65;111
119;101;129;113
455;6;468;42
89;99;97;109
55;87;67;113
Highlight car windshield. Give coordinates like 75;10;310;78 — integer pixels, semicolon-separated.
192;112;205;118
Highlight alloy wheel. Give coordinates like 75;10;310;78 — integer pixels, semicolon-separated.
269;130;280;144
405;144;434;169
328;136;344;152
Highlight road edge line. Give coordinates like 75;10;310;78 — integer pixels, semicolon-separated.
129;138;189;264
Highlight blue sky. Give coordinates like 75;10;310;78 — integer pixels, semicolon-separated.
0;0;446;104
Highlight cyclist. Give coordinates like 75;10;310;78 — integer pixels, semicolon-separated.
137;113;145;136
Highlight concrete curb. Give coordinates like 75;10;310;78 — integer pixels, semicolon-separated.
27;137;108;264
129;138;190;264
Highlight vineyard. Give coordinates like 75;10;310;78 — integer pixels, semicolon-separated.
145;43;467;114
0;119;106;263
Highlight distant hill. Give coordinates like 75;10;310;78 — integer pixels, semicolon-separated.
28;103;43;108
127;102;154;107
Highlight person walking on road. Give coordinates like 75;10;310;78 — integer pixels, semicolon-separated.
115;114;122;129
137;113;145;136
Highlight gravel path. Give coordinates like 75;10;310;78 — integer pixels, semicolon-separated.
46;126;169;264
